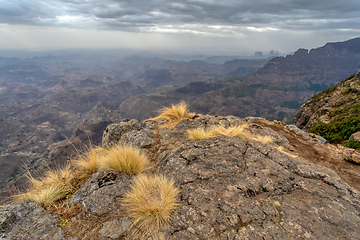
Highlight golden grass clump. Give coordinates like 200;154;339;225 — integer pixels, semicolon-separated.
188;125;298;158
15;165;75;208
17;186;67;208
123;175;179;236
188;124;250;141
28;165;75;193
148;101;195;128
187;128;208;140
74;145;106;173
99;145;148;175
254;135;274;145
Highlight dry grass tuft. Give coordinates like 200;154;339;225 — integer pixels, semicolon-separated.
148;101;195;128
14;165;75;207
188;125;298;158
123;174;179;236
254;135;274;145
73;145;106;173
16;186;68;208
28;165;75;193
99;145;148;175
187;128;209;140
188;124;250;141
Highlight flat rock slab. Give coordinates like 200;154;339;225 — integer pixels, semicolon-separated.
0;199;63;240
157;136;360;239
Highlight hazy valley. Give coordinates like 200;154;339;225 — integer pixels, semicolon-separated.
1;38;360;202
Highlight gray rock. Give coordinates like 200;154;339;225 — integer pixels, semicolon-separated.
0;199;63;240
349;131;360;142
119;128;156;148
356;70;360;79
69;171;133;216
102;119;141;148
99;217;132;239
314;133;327;143
287;124;324;144
293;107;314;130
157;136;360;239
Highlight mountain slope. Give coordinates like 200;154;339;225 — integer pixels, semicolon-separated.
294;71;360;149
190;38;360;122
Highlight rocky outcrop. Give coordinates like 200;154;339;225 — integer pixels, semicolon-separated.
350;132;360;142
4;115;360;239
294;73;360;131
102;119;141;148
157;136;360;239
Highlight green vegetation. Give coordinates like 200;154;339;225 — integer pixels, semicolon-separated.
329;97;357;107
304;74;356;107
341;74;355;84
328;102;360;118
309;116;360;144
343;140;360;151
343;87;360;95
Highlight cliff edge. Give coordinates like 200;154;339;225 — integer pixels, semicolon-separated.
1;111;360;239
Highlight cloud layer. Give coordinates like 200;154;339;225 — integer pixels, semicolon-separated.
1;0;360;33
0;0;359;52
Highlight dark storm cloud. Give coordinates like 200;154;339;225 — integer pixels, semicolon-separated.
0;0;359;33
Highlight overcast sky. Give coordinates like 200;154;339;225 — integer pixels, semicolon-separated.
0;0;359;55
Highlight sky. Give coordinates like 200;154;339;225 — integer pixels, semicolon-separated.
0;0;360;55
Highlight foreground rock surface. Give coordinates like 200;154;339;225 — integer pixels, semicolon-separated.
157;136;360;239
3;115;360;239
0;199;63;240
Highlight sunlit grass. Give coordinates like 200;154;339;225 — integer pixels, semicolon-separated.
99;145;148;175
147;101;195;128
73;145;106;173
188;124;250;141
188;124;298;158
15;185;68;208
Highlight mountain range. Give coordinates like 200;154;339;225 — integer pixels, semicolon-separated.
1;37;360;202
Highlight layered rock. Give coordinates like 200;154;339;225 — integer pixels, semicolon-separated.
3;115;360;239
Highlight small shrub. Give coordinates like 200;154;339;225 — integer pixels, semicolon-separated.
343;140;360;151
99;145;148;175
147;102;195;128
123;175;179;236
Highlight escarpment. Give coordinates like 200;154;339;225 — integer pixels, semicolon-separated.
2;105;360;239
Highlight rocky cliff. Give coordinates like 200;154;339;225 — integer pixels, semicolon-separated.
294;71;360;152
1;109;360;239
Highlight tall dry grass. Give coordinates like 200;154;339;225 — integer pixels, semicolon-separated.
147;101;195;128
73;145;106;173
15;165;74;208
123;174;179;236
188;124;250;141
99;145;148;175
